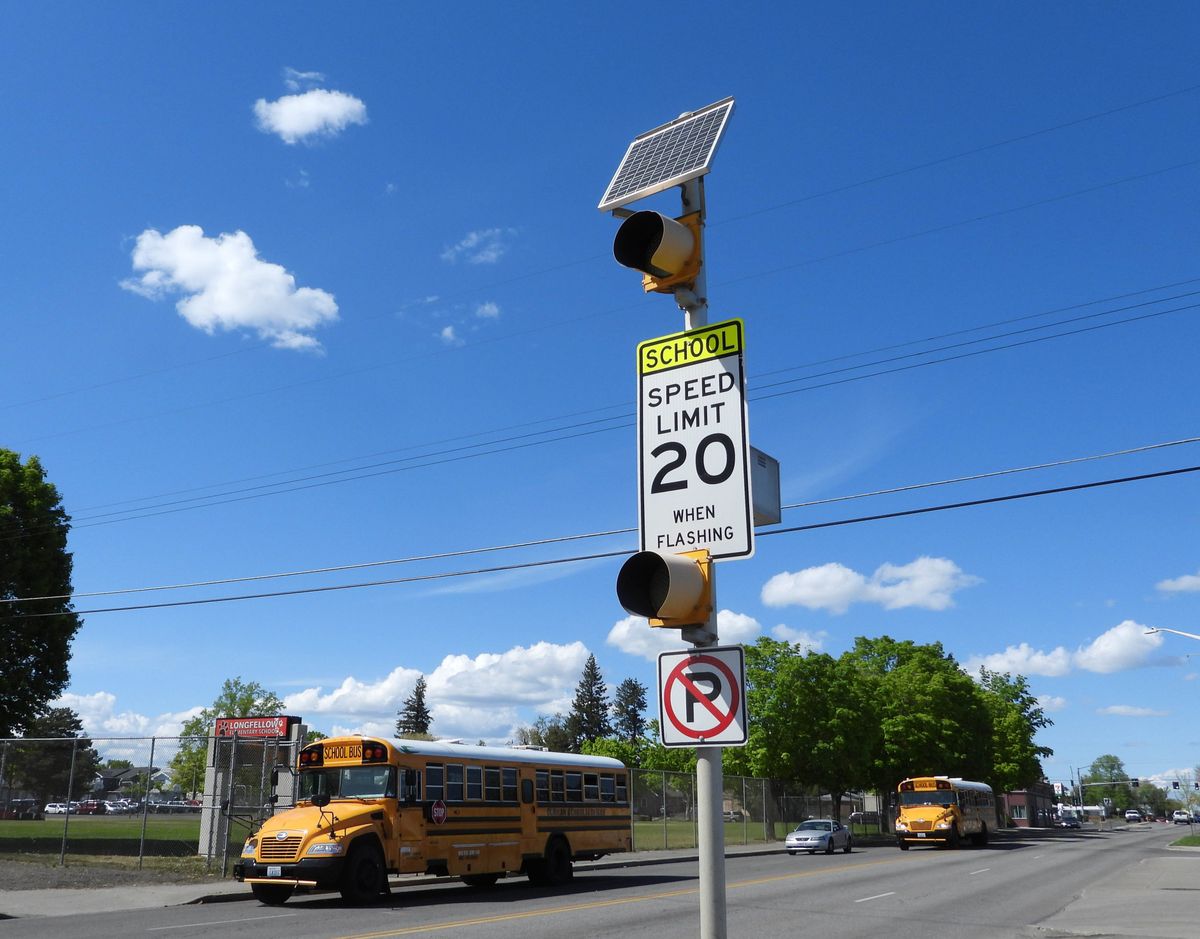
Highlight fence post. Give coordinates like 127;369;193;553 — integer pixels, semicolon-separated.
221;733;239;877
58;738;78;867
661;770;668;850
137;736;156;870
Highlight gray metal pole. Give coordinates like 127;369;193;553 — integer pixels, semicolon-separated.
59;738;78;867
137;736;156;870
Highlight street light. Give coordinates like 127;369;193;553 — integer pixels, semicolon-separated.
1145;626;1200;642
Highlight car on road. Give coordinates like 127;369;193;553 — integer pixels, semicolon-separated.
1173;810;1193;824
785;819;852;855
1056;816;1081;829
1124;810;1142;823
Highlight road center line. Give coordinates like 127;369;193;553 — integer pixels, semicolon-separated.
968;868;990;875
854;891;895;903
338;856;907;939
147;913;296;931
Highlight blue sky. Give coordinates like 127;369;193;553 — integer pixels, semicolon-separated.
4;3;1200;794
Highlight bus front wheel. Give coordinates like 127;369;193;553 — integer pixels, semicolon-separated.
251;883;293;906
340;842;386;905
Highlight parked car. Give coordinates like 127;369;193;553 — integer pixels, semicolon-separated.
2;799;44;820
1124;810;1142;823
723;810;744;822
43;803;69;815
785;819;853;855
77;800;106;815
1056;816;1081;829
1173;810;1193;824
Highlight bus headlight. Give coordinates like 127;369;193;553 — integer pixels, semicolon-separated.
242;838;257;856
895;821;908;831
306;842;345;856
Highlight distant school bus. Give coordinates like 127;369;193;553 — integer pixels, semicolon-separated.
234;735;631;905
894;776;994;850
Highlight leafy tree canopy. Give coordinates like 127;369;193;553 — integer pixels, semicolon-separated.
8;707;98;805
169;677;284;796
0;450;81;738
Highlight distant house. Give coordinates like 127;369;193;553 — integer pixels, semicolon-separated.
1003;781;1055;827
93;766;171;796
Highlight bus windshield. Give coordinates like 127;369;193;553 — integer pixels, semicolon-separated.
900;790;957;807
300;766;397;801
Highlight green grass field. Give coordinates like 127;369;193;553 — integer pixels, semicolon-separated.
0;814;227;858
1171;834;1200;847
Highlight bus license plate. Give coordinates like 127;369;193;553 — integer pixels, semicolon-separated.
267;866;282;877
916;833;926;838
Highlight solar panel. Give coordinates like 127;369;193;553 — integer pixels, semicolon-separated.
597;97;734;213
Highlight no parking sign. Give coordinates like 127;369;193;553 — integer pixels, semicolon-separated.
657;646;747;748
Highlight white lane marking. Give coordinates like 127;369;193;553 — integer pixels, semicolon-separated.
855;891;896;903
147;913;297;931
968;868;990;875
1031;855;1042;859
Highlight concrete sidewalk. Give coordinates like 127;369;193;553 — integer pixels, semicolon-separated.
0;843;782;919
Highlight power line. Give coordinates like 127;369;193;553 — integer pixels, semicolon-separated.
10;461;1200;617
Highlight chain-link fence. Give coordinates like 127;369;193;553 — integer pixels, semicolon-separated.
629;768;865;851
1;737;867;867
0;734;300;871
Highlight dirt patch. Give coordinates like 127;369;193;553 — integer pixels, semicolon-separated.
0;855;227;891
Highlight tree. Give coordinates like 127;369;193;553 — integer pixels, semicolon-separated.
611;677;648;745
8;707;98;805
513;714;573;753
976;669;1053;792
102;758;134;771
169;677;284;796
566;654;611;751
396;676;433;737
0;450;82;739
1083;754;1134;811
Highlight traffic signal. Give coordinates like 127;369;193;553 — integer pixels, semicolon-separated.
1131;778;1139;788
1174;781;1181;789
1194;782;1199;790
616;549;712;628
613;210;703;294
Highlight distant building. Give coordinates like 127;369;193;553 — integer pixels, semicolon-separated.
1003;781;1055;827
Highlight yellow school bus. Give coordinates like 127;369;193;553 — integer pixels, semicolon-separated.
234;735;631;905
894;776;994;850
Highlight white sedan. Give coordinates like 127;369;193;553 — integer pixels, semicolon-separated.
785;819;853;855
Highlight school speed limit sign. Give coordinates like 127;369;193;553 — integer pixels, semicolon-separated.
657;646;747;747
636;319;753;561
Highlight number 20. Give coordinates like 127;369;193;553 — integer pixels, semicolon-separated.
650;433;736;493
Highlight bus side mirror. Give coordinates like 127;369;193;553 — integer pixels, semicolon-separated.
403;769;417;804
270;768;279;787
521;779;535;804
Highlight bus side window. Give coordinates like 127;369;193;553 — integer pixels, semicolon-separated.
536;770;549;803
566;772;582;802
466;766;483;800
502;767;518;802
447;764;465;801
600;774;615;803
402;769;419;803
584;773;599;802
426;764;444;802
484;766;501;801
616;774;628;804
551;770;565;802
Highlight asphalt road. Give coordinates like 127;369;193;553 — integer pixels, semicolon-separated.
2;825;1193;938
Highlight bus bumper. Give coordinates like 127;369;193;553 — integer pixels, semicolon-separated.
234;857;345;888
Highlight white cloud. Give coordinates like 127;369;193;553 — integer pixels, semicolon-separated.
438;325;462;346
475;301;501;319
964;642;1074;677
441;228;517;264
254;89;367;145
52;690;201;739
771;625;827;652
762;556;979;614
965;620;1166;678
1097;705;1168;717
122;225;338;351
1037;695;1067;713
1157;570;1200;593
283;666;423;717
283;67;326;92
606;610;761;662
427;641;589;709
1073;620;1163;674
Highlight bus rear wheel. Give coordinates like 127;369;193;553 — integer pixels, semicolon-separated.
973;824;989;847
251;883;293;906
